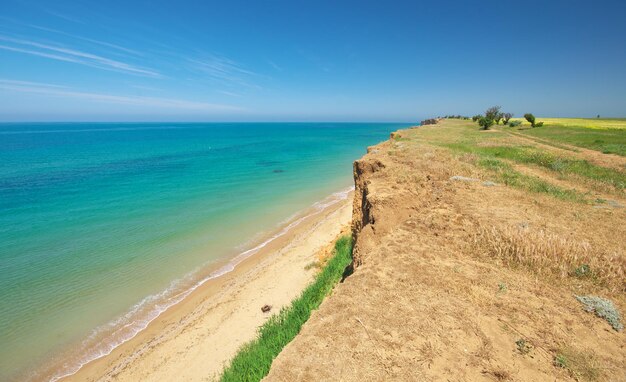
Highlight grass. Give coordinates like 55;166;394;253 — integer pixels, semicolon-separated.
474;156;586;202
554;347;603;381
484;146;625;189
510;124;626;156
473;226;625;293
448;144;625;191
220;235;353;382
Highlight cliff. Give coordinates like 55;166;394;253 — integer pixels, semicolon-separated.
264;121;625;381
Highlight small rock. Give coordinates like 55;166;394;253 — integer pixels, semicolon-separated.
450;175;479;182
261;304;272;313
482;181;498;187
606;200;624;208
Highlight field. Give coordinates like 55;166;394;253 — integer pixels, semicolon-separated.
510;117;626;129
506;118;626;156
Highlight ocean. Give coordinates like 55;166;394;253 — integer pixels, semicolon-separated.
0;122;404;381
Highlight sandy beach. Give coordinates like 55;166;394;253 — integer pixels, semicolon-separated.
52;190;353;382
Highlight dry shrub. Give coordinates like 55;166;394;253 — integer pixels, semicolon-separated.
473;226;625;293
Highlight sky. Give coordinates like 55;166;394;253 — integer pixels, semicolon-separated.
0;0;625;122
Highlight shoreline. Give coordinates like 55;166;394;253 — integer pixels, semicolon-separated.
42;187;354;382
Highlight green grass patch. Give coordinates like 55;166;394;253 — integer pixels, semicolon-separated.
511;125;626;156
476;158;586;202
445;143;625;191
220;235;353;382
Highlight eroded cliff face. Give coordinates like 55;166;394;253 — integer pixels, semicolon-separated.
350;140;414;268
350;157;385;267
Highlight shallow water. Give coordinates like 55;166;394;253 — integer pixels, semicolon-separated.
0;122;404;381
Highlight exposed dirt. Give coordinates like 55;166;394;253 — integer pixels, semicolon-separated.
264;123;625;382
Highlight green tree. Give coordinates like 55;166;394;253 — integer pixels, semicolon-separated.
472;114;481;122
485;106;501;121
478;117;494;130
524;113;536;127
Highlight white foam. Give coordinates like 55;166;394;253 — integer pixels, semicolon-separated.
46;186;354;382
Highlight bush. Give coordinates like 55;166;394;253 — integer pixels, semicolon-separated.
472;115;481;122
485;106;501;121
535;121;544;127
509;120;522;127
524;113;536;127
502;112;513;124
575;295;623;331
478;117;494;130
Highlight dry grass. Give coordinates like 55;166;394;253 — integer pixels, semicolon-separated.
554;346;603;381
473;226;625;293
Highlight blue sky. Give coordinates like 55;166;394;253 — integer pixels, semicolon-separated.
0;0;625;121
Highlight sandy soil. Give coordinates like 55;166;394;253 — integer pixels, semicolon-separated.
61;192;353;382
265;122;625;381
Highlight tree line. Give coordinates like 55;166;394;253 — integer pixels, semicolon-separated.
471;106;543;130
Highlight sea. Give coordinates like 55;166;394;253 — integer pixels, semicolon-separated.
0;122;405;381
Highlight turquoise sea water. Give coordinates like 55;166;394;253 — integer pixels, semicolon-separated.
0;122;404;381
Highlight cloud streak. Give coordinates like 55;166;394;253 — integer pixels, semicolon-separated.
26;24;143;57
189;54;260;89
0;35;160;78
0;79;240;112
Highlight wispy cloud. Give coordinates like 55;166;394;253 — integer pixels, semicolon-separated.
26;24;143;57
216;90;242;97
0;79;68;88
0;35;160;78
188;54;260;89
0;79;240;112
41;8;87;25
267;60;282;71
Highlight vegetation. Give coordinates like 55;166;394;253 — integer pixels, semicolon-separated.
524;113;536;127
515;117;626;130
442;115;469;119
472;114;481;122
410;117;624;198
553;347;602;381
478;117;494;130
511;122;626;156
468;145;624;190
221;236;353;382
474;226;624;293
509;120;522;127
502;112;513;125
475;157;585;202
485;106;502;123
575;295;623;331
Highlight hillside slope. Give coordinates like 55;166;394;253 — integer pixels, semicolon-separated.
264;120;625;381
